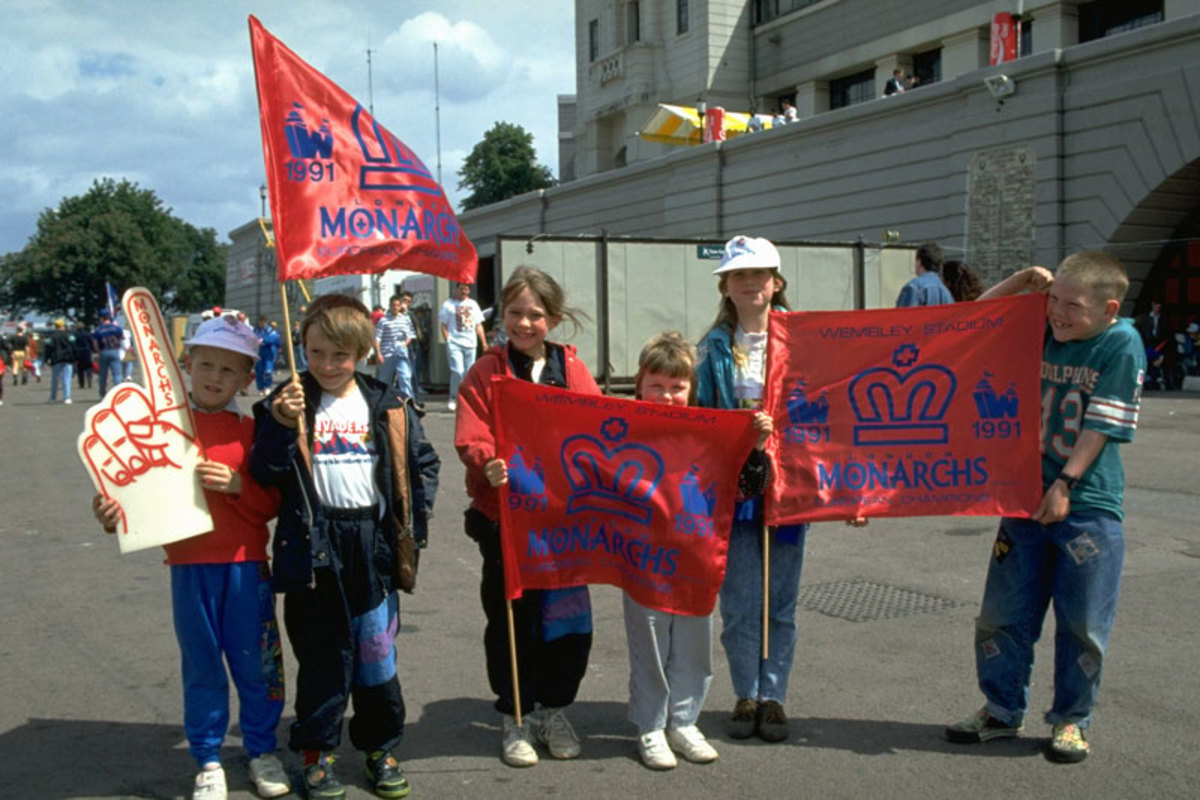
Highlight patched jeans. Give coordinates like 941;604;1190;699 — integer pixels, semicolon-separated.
975;512;1124;730
719;519;807;704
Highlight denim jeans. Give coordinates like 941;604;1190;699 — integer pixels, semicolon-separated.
376;352;413;398
447;341;477;401
719;519;807;703
98;349;122;396
50;362;73;402
975;512;1124;729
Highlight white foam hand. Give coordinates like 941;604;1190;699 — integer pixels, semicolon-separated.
77;288;213;553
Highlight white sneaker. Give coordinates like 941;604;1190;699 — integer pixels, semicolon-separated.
248;753;291;798
668;724;719;763
502;714;538;767
447;399;457;411
638;730;677;770
193;763;227;800
536;706;581;759
64;398;72;404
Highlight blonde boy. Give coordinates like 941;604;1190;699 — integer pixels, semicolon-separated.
946;252;1147;763
94;316;289;800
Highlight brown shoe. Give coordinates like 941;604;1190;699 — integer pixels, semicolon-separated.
757;700;790;743
728;698;759;739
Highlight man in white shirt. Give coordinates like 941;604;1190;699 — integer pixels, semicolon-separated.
438;282;487;410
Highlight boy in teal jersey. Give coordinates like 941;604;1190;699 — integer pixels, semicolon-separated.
945;251;1146;763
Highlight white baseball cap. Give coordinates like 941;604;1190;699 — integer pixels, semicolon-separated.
184;316;261;362
712;234;781;274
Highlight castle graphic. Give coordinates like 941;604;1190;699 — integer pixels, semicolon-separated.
972;373;1019;419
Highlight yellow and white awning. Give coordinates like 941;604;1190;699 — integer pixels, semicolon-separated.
637;104;773;147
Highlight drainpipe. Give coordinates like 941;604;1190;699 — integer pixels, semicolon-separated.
854;236;866;310
598;228;611;392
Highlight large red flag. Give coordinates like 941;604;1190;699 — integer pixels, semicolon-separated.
491;377;760;616
764;294;1045;524
248;16;477;284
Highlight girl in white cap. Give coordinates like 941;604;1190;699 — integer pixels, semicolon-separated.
695;235;807;744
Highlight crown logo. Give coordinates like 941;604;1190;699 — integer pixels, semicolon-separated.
560;417;664;525
351;105;437;192
973;373;1019;419
284;102;333;160
507;448;546;496
679;465;717;517
848;343;957;445
786;380;830;424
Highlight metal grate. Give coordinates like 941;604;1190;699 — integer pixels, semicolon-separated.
799;578;961;623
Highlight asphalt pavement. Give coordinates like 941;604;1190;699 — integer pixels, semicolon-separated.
1;376;1196;799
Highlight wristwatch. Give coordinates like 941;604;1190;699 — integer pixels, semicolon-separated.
1056;471;1081;491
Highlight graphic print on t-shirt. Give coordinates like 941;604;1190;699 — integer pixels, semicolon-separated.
312;389;381;508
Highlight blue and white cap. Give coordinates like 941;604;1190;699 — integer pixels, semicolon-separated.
184;315;261;362
713;234;781;274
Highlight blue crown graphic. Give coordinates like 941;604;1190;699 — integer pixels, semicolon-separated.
786;380;830;424
678;465;717;517
560;417;664;525
848;344;957;446
973;373;1019;419
284;102;333;160
350;105;440;195
507;448;546;496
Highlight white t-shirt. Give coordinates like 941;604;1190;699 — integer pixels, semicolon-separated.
733;326;768;409
311;386;381;509
439;297;483;348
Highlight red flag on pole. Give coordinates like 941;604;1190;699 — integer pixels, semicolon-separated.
491;377;760;616
248;15;478;284
763;294;1045;524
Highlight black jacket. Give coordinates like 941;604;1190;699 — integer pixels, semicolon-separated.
250;371;439;594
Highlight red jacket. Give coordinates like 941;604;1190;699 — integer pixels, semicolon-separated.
455;342;600;521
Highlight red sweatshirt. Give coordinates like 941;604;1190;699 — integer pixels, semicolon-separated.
455;343;600;521
162;409;281;565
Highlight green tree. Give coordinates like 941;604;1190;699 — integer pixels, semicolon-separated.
458;122;555;211
3;178;227;322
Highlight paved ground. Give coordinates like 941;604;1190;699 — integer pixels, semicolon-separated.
1;376;1197;799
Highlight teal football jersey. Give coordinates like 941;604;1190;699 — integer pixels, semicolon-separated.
1039;317;1146;519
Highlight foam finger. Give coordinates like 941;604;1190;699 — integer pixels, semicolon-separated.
92;405;146;476
121;288;193;434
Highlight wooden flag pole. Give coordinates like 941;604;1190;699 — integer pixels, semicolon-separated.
279;283;305;439
762;524;770;660
506;599;523;728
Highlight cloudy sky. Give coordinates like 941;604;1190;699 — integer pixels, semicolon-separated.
0;1;575;255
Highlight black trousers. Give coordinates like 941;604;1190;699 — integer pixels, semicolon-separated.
284;509;405;753
466;508;592;716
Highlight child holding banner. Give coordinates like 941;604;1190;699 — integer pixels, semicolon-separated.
624;331;771;768
251;294;439;800
455;266;599;768
695;235;807;743
92;316;291;800
945;252;1146;763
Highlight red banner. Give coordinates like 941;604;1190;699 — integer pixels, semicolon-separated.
248;16;477;284
990;12;1018;65
491;377;759;616
764;295;1045;524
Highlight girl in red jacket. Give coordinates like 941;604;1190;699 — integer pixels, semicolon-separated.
454;266;599;768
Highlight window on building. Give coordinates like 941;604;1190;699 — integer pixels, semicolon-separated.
626;1;640;44
755;0;826;24
1019;19;1033;56
1078;0;1164;43
829;68;876;109
912;47;941;87
589;19;599;61
677;0;689;34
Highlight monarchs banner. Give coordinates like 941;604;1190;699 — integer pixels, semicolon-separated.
491;377;760;616
248;16;477;284
764;294;1045;525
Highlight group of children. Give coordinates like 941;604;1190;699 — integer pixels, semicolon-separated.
91;236;1145;798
